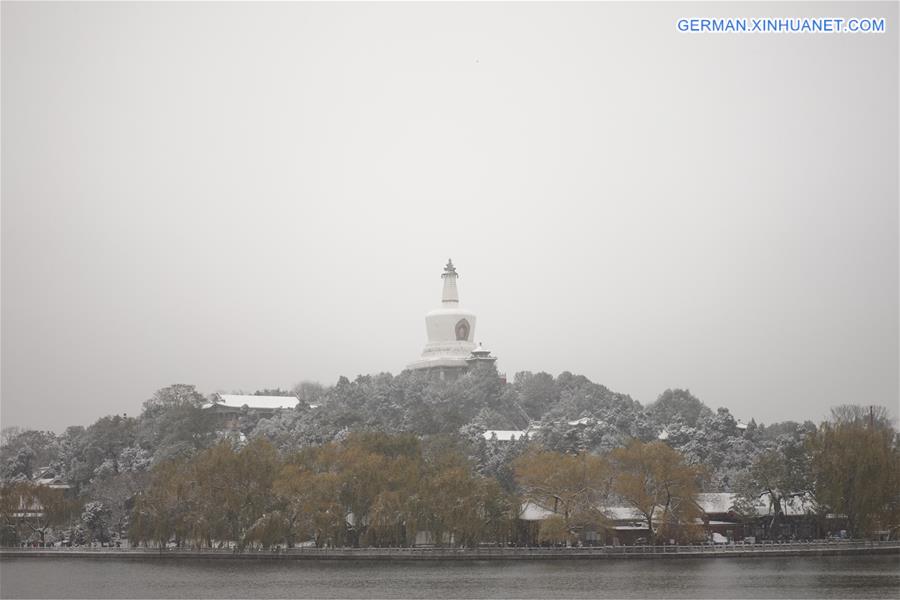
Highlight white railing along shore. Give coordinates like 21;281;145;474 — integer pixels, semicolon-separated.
3;540;899;557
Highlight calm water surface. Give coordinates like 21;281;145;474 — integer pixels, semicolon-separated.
1;555;898;599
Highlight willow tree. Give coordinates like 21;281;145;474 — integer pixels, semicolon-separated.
513;448;612;539
609;440;704;544
271;462;343;547
418;463;515;547
0;482;79;545
277;432;426;548
130;439;281;549
190;439;280;548
809;405;900;538
129;459;194;548
364;454;423;547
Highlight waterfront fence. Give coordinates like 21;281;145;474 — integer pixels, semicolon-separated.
4;540;899;558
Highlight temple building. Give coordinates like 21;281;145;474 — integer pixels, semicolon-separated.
407;259;496;378
205;394;299;418
466;342;498;371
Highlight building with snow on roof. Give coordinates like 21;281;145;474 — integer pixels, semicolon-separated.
205;394;299;418
514;491;851;546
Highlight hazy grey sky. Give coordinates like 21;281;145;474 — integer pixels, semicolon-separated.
2;2;897;432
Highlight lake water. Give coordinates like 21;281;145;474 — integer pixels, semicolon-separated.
1;555;898;599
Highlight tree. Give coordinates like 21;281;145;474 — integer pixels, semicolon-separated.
537;515;573;545
292;381;326;407
513;372;559;420
81;501;112;544
138;385;216;463
735;434;812;537
0;483;21;545
809;405;900;538
275;465;345;548
0;429;59;481
648;389;712;429
0;482;79;545
471;476;517;545
278;433;422;548
62;416;138;493
456;366;504;427
609;440;704;544
190;439;280;549
419;459;514;547
87;468;150;542
513;448;612;538
129;459;194;548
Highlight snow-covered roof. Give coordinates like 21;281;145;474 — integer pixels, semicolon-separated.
777;493;819;516
736;494;820;517
519;501;556;521
33;477;70;489
695;493;738;514
517;496;808;524
30;467;70;489
211;394;298;411
657;429;670;440
736;420;748;430
483;430;527;441
605;506;646;521
568;417;593;426
696;492;817;517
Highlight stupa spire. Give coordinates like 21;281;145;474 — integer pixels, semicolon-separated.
441;258;459;304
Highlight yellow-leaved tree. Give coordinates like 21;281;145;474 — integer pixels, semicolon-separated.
609;440;704;544
809;405;900;539
513;448;612;543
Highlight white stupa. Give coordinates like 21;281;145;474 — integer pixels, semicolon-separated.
407;259;484;377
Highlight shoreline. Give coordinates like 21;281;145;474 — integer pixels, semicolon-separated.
3;541;899;561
